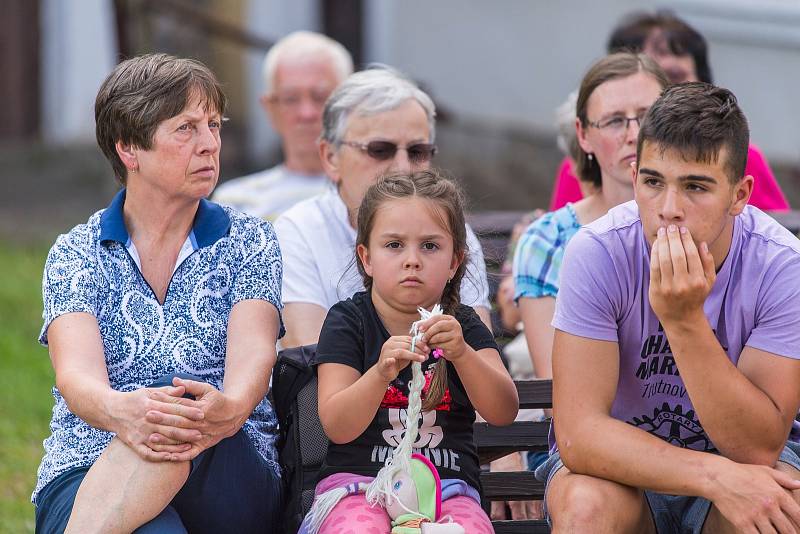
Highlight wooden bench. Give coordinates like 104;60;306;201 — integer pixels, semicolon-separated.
476;379;552;534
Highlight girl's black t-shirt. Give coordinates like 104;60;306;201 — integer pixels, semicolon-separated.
314;291;499;491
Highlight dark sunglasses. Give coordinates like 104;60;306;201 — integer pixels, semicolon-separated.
340;140;437;164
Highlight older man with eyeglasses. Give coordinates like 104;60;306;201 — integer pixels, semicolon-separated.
213;31;352;220
275;66;491;348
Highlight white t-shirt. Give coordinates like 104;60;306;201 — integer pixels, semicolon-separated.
274;189;491;311
212;164;332;221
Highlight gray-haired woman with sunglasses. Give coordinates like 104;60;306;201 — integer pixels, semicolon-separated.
275;66;492;349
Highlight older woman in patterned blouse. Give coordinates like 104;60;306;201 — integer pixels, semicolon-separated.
34;54;283;533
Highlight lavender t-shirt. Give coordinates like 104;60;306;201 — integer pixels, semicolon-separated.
553;200;800;452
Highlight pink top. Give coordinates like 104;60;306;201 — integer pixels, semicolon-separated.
549;144;790;212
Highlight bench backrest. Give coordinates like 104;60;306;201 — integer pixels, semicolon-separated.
477;380;552;534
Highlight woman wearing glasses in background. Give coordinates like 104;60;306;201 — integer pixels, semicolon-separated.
512;53;669;435
549;11;789;213
275;66;492;349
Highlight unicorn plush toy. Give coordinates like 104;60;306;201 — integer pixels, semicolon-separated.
385;453;464;533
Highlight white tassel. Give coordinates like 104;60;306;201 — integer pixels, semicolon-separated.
367;305;443;509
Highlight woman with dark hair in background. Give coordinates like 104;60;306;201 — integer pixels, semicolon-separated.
550;10;789;212
608;10;712;85
34;54;283;533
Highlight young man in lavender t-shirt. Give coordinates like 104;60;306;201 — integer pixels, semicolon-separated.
542;83;800;533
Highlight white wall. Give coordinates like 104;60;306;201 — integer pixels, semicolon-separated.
364;1;658;132
675;0;800;162
42;0;800;168
363;0;800;166
40;0;117;144
40;0;319;160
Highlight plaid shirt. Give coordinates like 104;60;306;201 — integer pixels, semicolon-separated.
513;203;580;300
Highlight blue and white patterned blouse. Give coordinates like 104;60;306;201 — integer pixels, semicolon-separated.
34;189;284;502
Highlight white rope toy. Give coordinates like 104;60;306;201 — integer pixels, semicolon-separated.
366;304;443;510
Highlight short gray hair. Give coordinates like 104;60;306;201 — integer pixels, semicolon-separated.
321;66;437;146
262;31;353;94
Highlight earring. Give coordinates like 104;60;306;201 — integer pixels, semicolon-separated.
587;153;594;162
447;277;452;284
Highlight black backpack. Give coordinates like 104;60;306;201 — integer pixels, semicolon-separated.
272;344;330;533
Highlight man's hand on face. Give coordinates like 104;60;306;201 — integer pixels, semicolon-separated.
649;224;716;326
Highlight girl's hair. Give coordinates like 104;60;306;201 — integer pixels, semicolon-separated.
575;52;669;187
356;169;468;411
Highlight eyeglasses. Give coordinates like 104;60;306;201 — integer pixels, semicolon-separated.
270;90;330;109
340;140;437;164
587;113;646;135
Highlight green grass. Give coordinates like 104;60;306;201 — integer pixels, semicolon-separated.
0;244;52;533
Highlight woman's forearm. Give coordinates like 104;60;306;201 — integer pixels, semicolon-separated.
56;369;122;433
221;348;274;429
519;296;556;379
49;313;124;433
222;300;281;429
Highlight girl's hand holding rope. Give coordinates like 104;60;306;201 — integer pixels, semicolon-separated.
376;335;429;382
417;315;469;362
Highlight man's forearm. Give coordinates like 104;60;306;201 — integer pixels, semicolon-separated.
281;302;327;348
559;413;728;498
663;315;786;464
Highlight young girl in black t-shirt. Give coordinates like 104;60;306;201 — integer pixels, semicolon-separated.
304;170;518;533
